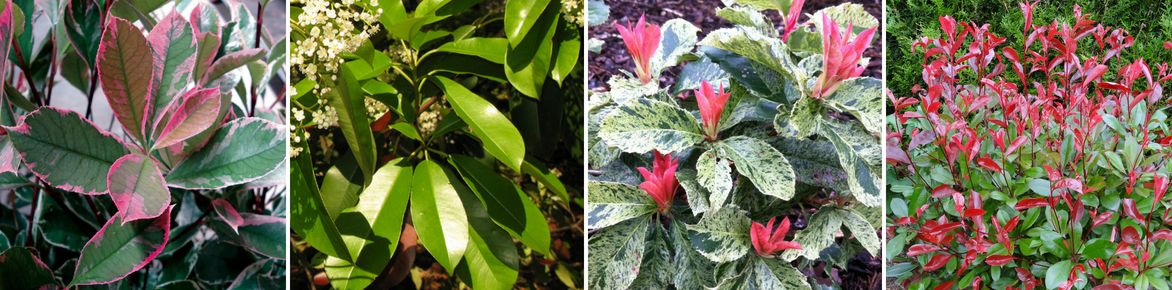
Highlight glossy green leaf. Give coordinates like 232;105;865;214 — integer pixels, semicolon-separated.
716;136;796;200
434;76;526;171
551;38;580;86
502;0;551;47
428;37;507;64
688;207;751;263
289;144;351;261
0;247;58;289
503;0;557;99
325;161;413;290
586;181;655;230
319;161;364;221
166;117;286;189
411;160;469;271
450;155;550;254
454;170;520;290
1081;239;1115;260
72;207;170;286
4;107;128;194
598;98;704;154
1046;260;1073;289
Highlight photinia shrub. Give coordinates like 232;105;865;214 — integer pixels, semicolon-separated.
887;3;1172;289
587;1;882;288
0;0;287;288
289;0;584;288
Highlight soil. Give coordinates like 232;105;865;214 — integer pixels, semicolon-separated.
588;0;883;91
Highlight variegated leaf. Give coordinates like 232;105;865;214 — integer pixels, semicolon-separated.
192;32;220;89
586;181;655;231
629;224;672;289
166;117;286;189
152;88;220;150
725;0;795;11
717;136;796;200
0;247;59;289
232;213;286;259
775;97;821;139
147;11;197;126
588;217;649;289
98;16;154;142
696;149;732;211
715;6;774;35
822;77;882;136
841;208;881;257
200;48;263;86
107;153;169;223
676;169;710;215
599;98;704;154
821;120;881;207
5;107;129;194
699;27;805;90
211;199;244;233
811;3;878;37
688;207;751;263
672;219;716;289
72;207;171;286
752;258;811;290
774;138;850;193
651;19;700;75
606;76;659;104
782;207;842;261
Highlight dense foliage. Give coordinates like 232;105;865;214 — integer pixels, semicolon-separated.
587;0;882;289
886;0;1172;98
887;4;1172;289
0;0;288;288
288;0;584;289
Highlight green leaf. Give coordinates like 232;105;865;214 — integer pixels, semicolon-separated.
715;6;774;35
40;198;89;251
503;1;557;99
751;258;811;290
551;38;580;86
411;160;469;272
428;37;507;64
0;247;58;289
1046;260;1073;289
775;96;822;139
503;0;552;47
598;98;704;154
324;160;413;290
521;158;568;201
586;181;655;231
328;65;377;183
840;208;880;257
727;0;794;11
688;207;751;263
72;207;170;286
588;217;649;289
4;107;128;194
232;213;286;258
97;16;153;142
782;207;843;261
454;170;520;290
699;27;805;90
434;76;526;171
450;155;550;254
107;153;170;222
166;117;286;189
227;260;282;290
821;120;882;207
1081;238;1115;260
651;19;700;75
716;136;797;200
822;77;882;136
289;144;351;261
146;11;197;123
696;149;732;211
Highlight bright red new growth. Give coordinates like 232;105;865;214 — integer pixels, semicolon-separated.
750;216;801;256
614;14;661;84
694;80;731;141
637;150;679;213
780;0;806;42
814;13;875;98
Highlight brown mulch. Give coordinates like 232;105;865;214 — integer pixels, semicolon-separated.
588;0;883;90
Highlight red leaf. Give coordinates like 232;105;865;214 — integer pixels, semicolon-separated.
1092;211;1113;228
1016;267;1038;290
976;157;1002;172
932;184;960;198
1122;226;1141;244
963;208;986;218
1122;199;1144;224
933;281;956;290
924;253;952;271
986;255;1016;266
1153;229;1172;242
907;244;944;256
1015;198;1050;211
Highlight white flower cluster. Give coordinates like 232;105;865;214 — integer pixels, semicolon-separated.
312;105;339;129
418;107;442;137
290;107;308;157
561;0;584;26
365;97;390;120
292;0;381;95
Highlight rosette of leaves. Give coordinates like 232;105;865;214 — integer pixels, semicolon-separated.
289;0;583;289
0;0;287;288
587;2;881;289
886;5;1172;289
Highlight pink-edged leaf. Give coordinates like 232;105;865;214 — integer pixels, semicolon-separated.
976;157;1002;172
107;153;170;223
228;213;286;258
71;206;171;286
3;107;130;195
146;11;197;131
200;48;263;86
0;0;13;107
97;16;155;142
211;198;244;233
907;244;944;256
0;138;21;174
191;32;220;88
152;88;220;150
986;255;1016;266
0;247;60;289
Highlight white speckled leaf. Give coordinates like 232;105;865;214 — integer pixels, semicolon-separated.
672;219;717;290
715;7;774;35
782;207;843;261
588;217;649;289
821;120;881;207
696;149;733;211
629;224;671;289
699;27;805;90
811;3;877;37
724;0;794;11
752;258;812;290
606;76;659;104
775;97;822;139
586;182;655;231
651;19;700;75
599;98;704;154
717;136;796;200
822;77;882;136
688;207;751;263
676;169;710;215
840;208;880;257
